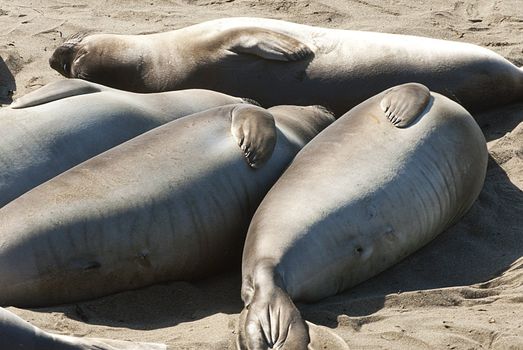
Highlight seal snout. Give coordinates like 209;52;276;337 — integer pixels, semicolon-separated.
49;44;76;78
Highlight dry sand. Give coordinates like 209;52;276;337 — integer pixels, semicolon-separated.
1;0;522;349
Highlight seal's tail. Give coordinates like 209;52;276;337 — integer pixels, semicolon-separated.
236;284;350;350
237;285;310;350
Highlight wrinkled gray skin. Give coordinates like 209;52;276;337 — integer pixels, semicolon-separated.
238;83;488;350
0;307;165;350
49;17;523;115
0;79;248;208
0;103;334;307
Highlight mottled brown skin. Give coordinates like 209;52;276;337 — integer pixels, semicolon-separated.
50;17;523;116
237;84;488;349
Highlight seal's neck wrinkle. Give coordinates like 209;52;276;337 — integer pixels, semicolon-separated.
154;28;213;90
141;32;182;90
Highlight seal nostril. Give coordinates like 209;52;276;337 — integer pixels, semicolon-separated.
355;246;363;254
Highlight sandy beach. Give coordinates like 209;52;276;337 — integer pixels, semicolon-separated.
1;0;522;349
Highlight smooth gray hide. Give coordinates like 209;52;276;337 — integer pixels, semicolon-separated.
0;79;247;207
49;17;523;115
238;83;488;350
0;104;334;307
0;307;165;349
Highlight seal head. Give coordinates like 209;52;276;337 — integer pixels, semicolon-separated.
49;33;90;78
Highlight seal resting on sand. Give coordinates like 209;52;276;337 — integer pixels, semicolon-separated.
49;17;523;115
237;83;488;349
0;307;165;350
0;79;248;207
0;103;334;307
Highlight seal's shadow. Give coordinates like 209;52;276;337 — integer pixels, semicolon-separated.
29;268;243;331
0;56;15;105
476;103;523;142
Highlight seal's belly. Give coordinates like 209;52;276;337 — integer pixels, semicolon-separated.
272;95;487;301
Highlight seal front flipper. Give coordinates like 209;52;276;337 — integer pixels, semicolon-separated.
226;28;313;62
231;105;277;168
10;79;104;109
379;83;431;128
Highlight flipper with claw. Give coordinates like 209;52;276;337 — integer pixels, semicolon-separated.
231;105;277;169
225;28;313;62
10;79;105;109
379;83;431;128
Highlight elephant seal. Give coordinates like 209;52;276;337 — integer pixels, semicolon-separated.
0;79;248;207
0;307;165;349
49;17;523;115
237;83;488;349
0;103;334;307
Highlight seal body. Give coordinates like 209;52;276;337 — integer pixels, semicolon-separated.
50;17;523;115
0;104;334;307
237;84;488;349
0;79;247;207
0;307;165;350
